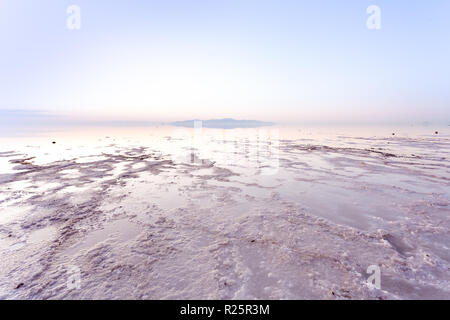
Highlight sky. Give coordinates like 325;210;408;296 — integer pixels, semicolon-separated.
0;0;449;125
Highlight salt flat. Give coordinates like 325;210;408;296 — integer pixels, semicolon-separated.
0;125;449;299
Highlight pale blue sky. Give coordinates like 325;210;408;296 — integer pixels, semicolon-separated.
0;0;449;124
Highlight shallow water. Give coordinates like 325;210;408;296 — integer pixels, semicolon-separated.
0;124;449;299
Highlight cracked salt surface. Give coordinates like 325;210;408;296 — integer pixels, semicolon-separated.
0;125;449;299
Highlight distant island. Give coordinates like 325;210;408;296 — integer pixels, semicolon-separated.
170;118;274;129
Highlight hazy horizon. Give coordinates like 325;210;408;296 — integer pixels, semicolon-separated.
1;109;449;130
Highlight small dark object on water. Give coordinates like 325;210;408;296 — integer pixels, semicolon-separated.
52;141;56;144
250;240;256;243
435;131;438;135
392;133;395;136
15;283;24;289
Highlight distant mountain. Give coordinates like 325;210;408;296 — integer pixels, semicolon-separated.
170;118;274;129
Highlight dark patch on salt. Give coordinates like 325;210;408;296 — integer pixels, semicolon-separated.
382;234;414;257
